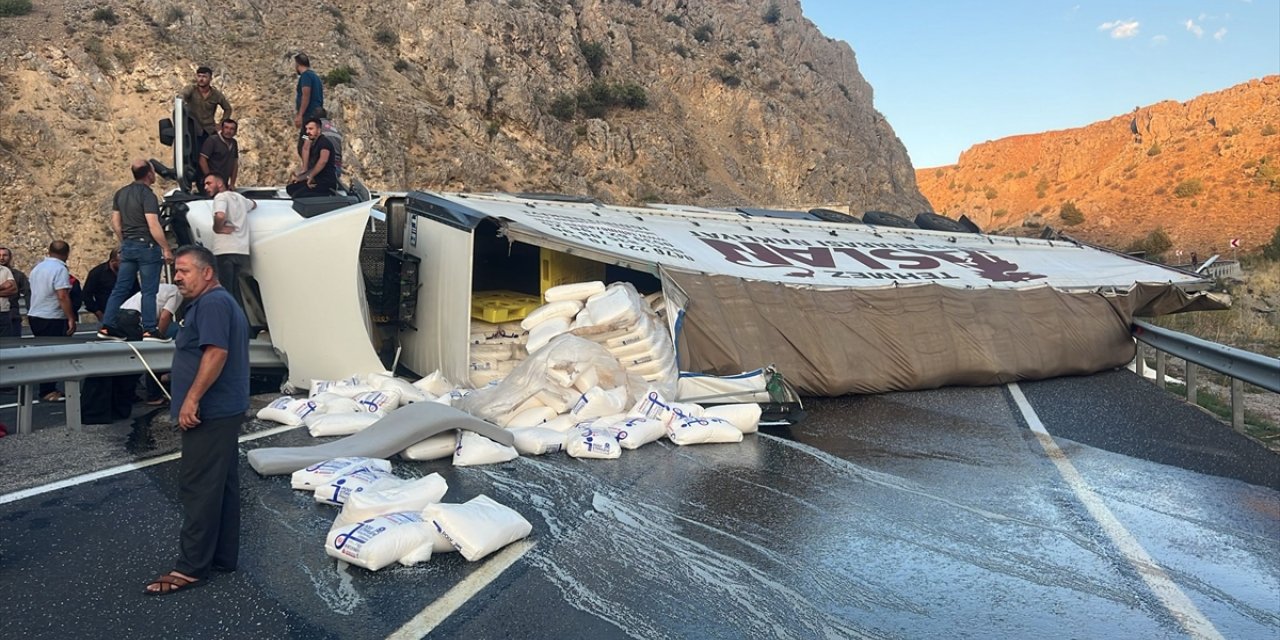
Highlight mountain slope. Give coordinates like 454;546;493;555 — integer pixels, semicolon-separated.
916;76;1280;256
0;0;929;276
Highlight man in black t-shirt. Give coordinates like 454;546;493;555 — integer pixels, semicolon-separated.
286;117;337;198
100;160;173;341
199;119;240;190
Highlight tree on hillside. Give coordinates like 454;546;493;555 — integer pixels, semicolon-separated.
1264;225;1280;261
1058;201;1084;226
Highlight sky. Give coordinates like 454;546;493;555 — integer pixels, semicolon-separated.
802;1;1280;168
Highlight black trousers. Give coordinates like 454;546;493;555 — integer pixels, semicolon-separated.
174;413;242;578
28;316;67;395
215;253;250;309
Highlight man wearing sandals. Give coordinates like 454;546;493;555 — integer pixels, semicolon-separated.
145;245;249;596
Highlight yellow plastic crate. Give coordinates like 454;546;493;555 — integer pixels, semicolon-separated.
540;247;606;297
471;290;541;323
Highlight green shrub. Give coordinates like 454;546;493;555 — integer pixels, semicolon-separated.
579;41;606;76
763;2;781;24
712;68;740;87
1147;142;1162;156
672;44;690;58
721;51;741;65
550;81;647;121
1058;201;1084;226
693;23;713;43
375;27;398;47
984;186;998;200
1173;178;1204;198
1222;125;1242;137
1263;124;1278;137
0;0;33;17
325;65;357;86
92;7;118;24
1125;228;1172;258
1263;226;1280;260
663;13;682;26
549;93;576;121
393;59;410;72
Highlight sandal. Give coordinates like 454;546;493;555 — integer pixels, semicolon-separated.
143;571;205;596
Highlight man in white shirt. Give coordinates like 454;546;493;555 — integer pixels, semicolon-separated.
120;282;181;341
28;241;77;400
0;263;15;337
204;173;255;308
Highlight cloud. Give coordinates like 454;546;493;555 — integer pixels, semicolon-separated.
1098;19;1140;38
1214;27;1227;40
1185;19;1204;37
1151;34;1169;45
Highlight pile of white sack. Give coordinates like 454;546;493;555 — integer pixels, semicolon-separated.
290;456;532;571
468;320;528;388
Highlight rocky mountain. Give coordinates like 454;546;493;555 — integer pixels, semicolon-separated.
916;76;1280;257
0;0;929;277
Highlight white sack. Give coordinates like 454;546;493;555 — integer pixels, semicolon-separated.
544;280;605;303
305;412;381;437
703;404;763;434
520;300;583;331
290;457;392;491
425;495;533;561
453;431;519;467
510;427;566;455
335;473;449;527
310;377;376;399
571;386;629;419
666;415;744;446
256;396;321;426
565;426;622;459
526;316;572;354
325;512;437;571
539;414;579;433
400;431;458;461
585;283;646;327
367;373;430;405
314;465;397;506
505;406;558;428
352;390;402;416
608;416;667;450
413;370;455;397
311;393;364;414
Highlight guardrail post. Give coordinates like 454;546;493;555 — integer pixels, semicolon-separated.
1231;378;1244;433
65;380;82;432
17;384;34;435
1156;351;1166;387
1185;362;1198;404
1134;345;1146;378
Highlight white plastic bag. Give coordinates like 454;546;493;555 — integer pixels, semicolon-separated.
520;300;584;331
310;376;376;399
305;412;381;437
325;512;437;570
367;373;430;405
585;282;646;327
510;427;566;455
526;316;571;354
400;431;457;461
703;404;763;434
425;495;533;561
452;431;519;467
314;465;397;506
564;426;622;459
608;416;667;449
334;473;449;527
290;457;392;491
666;415;744;445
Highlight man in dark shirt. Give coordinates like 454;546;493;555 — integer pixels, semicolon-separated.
143;244;249;596
199;119;240;190
286;118;338;198
100;160;173;341
83;248;137;320
180;66;232;153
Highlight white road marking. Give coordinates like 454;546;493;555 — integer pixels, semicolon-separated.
386;540;535;640
0;423;301;505
1007;383;1225;640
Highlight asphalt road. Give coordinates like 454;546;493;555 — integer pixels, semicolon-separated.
0;369;1276;639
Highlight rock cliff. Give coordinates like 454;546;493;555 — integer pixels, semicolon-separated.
916;76;1280;257
0;0;929;276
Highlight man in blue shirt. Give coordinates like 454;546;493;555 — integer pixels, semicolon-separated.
144;245;249;596
293;53;324;164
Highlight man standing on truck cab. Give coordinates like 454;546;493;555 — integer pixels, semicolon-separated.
200;119;240;191
293;53;324;164
180;66;233;163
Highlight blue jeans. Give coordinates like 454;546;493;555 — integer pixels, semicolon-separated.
103;239;163;332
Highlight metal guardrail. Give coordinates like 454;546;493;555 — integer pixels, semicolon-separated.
1131;320;1280;432
0;339;285;435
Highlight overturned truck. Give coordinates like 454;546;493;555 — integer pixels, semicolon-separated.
168;182;1221;397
